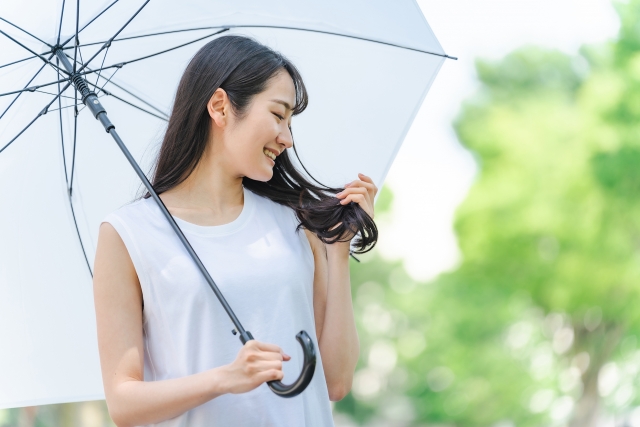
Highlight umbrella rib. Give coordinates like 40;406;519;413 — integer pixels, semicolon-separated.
57;0;67;46
56;59;70;187
227;25;458;60
73;0;80;74
0;55;37;70
60;0;121;48
101;78;168;118
0;81;72;154
84;76;168;121
74;28;229;78
69;87;79;192
67;191;94;278
61;25;457;60
94;44;111;88
0;29;66;74
0;17;52;48
76;0;151;74
60;26;231;50
77;41;86;66
0;78;70;98
0;53;57;120
61;49;93;278
32;89;76;100
98;66;121;92
68;51;169;118
46;103;78;113
99;89;168;121
48;94;103;114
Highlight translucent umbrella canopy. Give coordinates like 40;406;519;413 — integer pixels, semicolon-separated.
0;0;451;408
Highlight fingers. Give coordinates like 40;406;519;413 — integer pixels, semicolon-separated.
337;187;368;199
336;186;374;217
242;342;287;378
337;173;377;218
249;340;290;359
258;369;285;383
345;173;378;197
346;175;376;192
338;191;367;206
340;195;370;214
337;188;369;206
249;340;279;353
226;340;295;394
345;181;376;200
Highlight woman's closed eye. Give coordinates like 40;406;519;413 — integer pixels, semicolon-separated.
273;112;284;121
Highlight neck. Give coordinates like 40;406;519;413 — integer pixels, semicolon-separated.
159;144;244;222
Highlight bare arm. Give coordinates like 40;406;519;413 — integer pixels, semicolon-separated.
306;229;359;402
94;223;289;427
307;172;378;402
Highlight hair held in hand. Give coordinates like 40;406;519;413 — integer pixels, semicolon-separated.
146;35;378;253
244;151;378;254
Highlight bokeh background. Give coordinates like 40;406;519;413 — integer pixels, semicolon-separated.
2;0;637;425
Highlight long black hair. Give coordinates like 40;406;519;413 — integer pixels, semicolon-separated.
147;35;377;253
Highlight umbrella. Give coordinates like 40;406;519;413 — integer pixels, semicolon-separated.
0;0;455;408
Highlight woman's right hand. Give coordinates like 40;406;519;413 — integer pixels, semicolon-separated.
221;340;291;394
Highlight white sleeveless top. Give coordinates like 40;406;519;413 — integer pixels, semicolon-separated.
103;186;335;427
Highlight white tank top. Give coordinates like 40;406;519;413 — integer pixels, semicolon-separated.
103;186;335;427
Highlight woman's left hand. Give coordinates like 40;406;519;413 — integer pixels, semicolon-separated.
336;173;377;219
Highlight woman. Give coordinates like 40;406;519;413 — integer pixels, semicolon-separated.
93;35;378;427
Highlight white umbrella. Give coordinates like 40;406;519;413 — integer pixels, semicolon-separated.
0;0;454;408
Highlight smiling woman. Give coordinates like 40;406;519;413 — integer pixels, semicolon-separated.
149;36;377;250
92;35;379;427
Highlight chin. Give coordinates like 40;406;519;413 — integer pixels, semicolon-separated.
246;168;274;183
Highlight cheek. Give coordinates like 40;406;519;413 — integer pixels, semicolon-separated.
228;120;275;178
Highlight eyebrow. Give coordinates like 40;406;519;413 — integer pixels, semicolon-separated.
270;99;293;111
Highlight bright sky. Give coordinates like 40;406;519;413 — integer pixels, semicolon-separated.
379;0;620;280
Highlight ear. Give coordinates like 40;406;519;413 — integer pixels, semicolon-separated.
207;88;229;128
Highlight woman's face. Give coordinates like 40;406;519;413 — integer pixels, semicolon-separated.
210;70;296;182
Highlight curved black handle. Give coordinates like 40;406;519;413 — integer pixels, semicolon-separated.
267;330;316;398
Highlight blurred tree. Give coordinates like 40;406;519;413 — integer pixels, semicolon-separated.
0;401;113;427
337;2;640;426
444;0;640;424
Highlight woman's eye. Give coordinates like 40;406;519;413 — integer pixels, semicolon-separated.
273;113;284;121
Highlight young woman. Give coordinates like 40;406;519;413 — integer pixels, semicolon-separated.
93;35;378;427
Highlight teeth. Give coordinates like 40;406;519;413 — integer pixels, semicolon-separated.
263;149;276;161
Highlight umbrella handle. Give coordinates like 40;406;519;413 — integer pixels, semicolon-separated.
264;330;317;397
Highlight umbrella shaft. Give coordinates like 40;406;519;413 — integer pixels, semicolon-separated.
54;48;253;345
109;128;252;344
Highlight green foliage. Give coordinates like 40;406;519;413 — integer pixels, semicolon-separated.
336;1;640;425
475;47;585;100
374;185;394;215
592;146;640;197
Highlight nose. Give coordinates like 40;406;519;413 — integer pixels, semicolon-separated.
277;125;294;150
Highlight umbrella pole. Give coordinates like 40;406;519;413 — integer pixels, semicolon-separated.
54;49;316;398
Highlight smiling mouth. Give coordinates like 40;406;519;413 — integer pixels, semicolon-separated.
263;148;276;161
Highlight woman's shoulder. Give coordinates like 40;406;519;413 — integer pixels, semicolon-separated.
102;197;151;226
